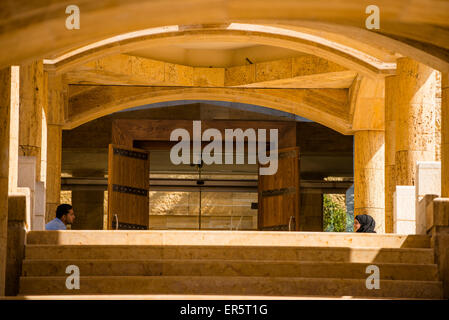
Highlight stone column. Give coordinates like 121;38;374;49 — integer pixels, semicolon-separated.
19;61;44;180
45;72;64;223
384;76;397;233
46;125;62;222
394;57;436;186
442;73;449;197
9;67;19;195
426;73;448;298
354;130;385;233
0;67;12;295
435;72;442;163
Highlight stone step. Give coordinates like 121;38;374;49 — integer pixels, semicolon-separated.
24;245;435;264
19;276;443;299
21;259;440;281
25;230;431;248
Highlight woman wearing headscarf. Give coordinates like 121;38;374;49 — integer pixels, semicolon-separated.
354;214;376;233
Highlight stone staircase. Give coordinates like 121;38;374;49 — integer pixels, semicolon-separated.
18;230;443;299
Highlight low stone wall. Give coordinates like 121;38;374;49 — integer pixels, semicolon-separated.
6;192;29;296
428;198;449;298
393;161;441;234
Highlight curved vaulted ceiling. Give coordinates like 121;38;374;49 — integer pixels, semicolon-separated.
1;0;448;71
4;0;446;134
43;24;396;78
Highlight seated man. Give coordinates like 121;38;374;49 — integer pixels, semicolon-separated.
45;204;75;230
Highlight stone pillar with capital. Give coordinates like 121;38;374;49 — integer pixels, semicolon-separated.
45;72;65;223
19;61;44;181
385;75;397;233
442;73;449;198
394;58;437;186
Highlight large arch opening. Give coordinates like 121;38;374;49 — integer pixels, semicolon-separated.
48;19;373;233
66;86;352;134
61;100;353;231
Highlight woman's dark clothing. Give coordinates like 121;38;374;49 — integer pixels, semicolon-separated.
355;214;376;233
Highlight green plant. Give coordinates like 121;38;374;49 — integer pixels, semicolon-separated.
323;194;347;232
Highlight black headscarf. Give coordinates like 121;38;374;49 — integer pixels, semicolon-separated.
355;214;376;233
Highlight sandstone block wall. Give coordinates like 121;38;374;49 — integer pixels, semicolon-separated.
394;186;416;234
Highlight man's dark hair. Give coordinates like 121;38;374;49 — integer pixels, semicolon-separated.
56;204;73;219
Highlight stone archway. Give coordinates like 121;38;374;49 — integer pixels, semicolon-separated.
45;26;395;77
1;1;449;72
66;86;351;134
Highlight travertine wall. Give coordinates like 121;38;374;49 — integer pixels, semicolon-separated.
60;190;72;205
442;73;449;197
394;58;437;186
0;67;12;295
415;161;441;234
393;186;416;234
386;59;439;233
436;72;442;162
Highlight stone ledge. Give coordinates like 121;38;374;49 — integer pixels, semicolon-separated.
8;188;30;226
25;230;431;248
425;194;440;232
433;198;449;227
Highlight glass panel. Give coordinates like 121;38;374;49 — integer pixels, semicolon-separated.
149;191;199;230
199;191;258;230
149;191;258;230
148;150;258;230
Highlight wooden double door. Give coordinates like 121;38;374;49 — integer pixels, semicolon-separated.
106;144;300;231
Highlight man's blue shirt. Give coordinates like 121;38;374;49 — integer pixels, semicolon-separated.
45;217;66;230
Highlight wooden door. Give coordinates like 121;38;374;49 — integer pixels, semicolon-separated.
258;147;300;231
107;144;149;230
